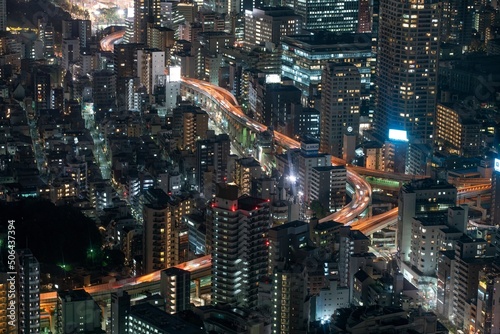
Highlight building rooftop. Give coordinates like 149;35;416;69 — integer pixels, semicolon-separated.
130;303;205;333
59;289;93;302
238;195;268;211
314;220;342;231
402;178;456;192
271;220;308;232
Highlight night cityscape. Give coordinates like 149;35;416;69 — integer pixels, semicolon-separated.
0;0;498;331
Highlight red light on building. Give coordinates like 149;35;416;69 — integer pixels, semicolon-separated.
265;240;270;247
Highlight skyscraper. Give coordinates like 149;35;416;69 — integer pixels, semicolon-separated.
286;0;359;32
375;0;439;143
209;184;271;308
320;62;361;158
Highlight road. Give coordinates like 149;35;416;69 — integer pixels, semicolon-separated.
181;77;372;225
100;30;125;52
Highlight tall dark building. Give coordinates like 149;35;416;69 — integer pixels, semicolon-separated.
16;249;40;334
160;268;190;314
374;0;439;143
196;133;231;197
320;62;361;158
111;290;130;334
62;19;92;48
34;70;51;113
441;0;472;48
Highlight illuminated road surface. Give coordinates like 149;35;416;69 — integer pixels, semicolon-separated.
181;77;372;225
100;30;126;52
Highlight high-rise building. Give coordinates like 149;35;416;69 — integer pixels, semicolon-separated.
62;39;80;71
196;133;231;197
244;7;301;47
16;249;40;334
110;290;130;334
136;49;165;95
295;137;332;205
286;0;359;32
178;106;208;151
208;184;271;308
374;0;439;143
435;103;482;157
451;236;494;330
142;189;193;273
397;179;456;264
281;32;372;106
92;70;116;113
474;267;500;334
56;289;103;333
160;268;190;314
62;19;91;48
310;165;347;213
320;62;361;158
268;221;311;333
34;70;51;113
233;157;262;196
441;0;472;48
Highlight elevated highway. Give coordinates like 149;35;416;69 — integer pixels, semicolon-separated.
181;77;372;224
100;30;125;52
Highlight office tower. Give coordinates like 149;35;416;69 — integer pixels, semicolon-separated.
375;0;439;143
295;137;332;205
244;7;301;47
136;49;165;95
441;0;472;48
281;32;372;106
310;165;347;213
56;289;102;333
62;19;91;48
338;227;370;292
233;157;262;196
92;70;116;113
289;105;320;139
357;0;371;33
197;8;226;32
248;78;302;132
130;0;161;44
435;103;482;157
209;184;271;308
160;268;191;314
286;0;359;32
451;236;494;330
142;189;193;273
111;290;130;334
196;133;231;197
320;62;361;158
397;179;456;264
62;39;80;71
16;249;40;333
